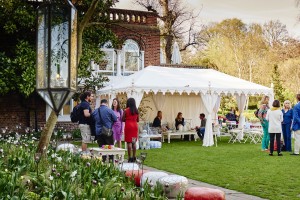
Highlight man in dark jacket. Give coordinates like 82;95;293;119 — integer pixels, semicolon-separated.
92;99;117;161
291;94;300;155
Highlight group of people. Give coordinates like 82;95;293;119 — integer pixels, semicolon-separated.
258;94;300;156
152;111;207;140
77;91;139;162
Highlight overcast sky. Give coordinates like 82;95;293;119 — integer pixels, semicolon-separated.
115;0;300;38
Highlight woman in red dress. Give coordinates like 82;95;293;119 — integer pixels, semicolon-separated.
122;98;139;162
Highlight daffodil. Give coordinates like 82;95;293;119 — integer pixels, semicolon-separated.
56;157;62;162
71;170;77;178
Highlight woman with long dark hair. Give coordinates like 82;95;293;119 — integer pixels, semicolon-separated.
111;98;124;148
122;98;139;162
175;112;184;130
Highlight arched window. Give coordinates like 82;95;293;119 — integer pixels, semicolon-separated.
122;39;144;75
99;41;116;75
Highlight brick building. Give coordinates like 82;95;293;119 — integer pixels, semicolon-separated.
0;8;161;132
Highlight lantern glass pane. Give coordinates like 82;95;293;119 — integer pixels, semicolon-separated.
51;91;74;112
38;91;53;108
70;7;77;90
51;91;66;111
36;7;48;89
50;5;69;89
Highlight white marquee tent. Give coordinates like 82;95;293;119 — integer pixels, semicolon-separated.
97;66;273;147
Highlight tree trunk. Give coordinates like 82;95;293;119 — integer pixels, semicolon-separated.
36;110;58;154
165;35;173;64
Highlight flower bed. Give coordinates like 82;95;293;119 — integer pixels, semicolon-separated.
0;132;166;199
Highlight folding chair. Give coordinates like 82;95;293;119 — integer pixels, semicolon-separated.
228;128;243;143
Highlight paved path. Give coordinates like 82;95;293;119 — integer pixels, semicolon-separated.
143;165;267;200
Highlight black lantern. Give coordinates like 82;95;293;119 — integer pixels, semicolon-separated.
36;0;77;115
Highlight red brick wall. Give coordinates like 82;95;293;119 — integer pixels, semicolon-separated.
0;93;46;132
108;8;161;66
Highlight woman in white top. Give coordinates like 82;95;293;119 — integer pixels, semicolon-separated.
266;100;283;156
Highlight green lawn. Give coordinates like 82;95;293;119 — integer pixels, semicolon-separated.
73;138;299;200
141;138;299;200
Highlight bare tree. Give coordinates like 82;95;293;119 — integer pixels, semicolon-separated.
133;0;200;63
263;20;288;47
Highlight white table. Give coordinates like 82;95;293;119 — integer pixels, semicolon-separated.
162;131;197;143
140;134;162;140
89;147;126;162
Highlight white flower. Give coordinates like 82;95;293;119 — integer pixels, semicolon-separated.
49;175;54;181
51;153;57;158
70;170;77;178
0;149;3;153
56;157;62;162
32;137;37;140
5;169;8;172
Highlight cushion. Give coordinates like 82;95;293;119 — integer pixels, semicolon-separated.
125;169;149;187
159;175;188;198
141;171;168;189
184;187;225;200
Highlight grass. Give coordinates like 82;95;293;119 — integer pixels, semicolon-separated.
72;138;300;200
142;137;300;200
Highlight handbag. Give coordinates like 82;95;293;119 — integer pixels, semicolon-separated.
98;108;112;137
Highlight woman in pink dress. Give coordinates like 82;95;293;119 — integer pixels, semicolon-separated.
122;98;139;162
111;98;124;148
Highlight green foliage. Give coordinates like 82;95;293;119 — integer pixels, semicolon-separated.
243;110;260;123
272;64;285;104
0;41;36;97
282;89;296;105
0;0;118;98
0;0;36;97
0;132;166;199
71;129;81;139
219;96;237;115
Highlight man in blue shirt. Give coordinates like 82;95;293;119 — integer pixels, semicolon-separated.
196;113;206;140
92;99;117;161
291;94;300;155
78;91;93;152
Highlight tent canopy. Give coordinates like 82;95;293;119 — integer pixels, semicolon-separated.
97;66;273;147
98;66;273;96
